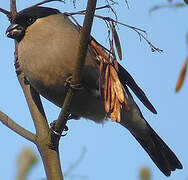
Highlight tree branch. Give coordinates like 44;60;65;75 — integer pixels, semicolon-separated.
68;10;162;53
17;74;49;136
0;8;10;16
0;110;35;142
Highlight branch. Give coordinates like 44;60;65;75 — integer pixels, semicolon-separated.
10;0;17;20
30;0;65;8
0;8;10;16
0;110;35;142
17;74;49;136
67;7;163;53
53;0;97;135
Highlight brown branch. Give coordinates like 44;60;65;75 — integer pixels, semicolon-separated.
17;74;49;136
9;0;17;20
0;110;35;142
53;0;97;135
0;8;10;16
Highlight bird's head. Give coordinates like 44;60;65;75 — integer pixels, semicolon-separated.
6;6;60;42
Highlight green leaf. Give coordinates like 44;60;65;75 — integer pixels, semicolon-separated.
174;3;186;7
149;3;186;13
149;5;168;13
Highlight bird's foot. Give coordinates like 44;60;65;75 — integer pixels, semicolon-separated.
50;120;69;137
64;76;84;90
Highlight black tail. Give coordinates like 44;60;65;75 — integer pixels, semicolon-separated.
118;70;182;176
120;87;183;176
133;124;183;176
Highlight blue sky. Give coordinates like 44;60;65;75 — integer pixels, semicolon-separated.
0;0;187;180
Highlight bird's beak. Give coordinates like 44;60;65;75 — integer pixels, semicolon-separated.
6;23;24;40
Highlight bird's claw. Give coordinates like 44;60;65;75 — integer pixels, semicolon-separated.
64;76;84;90
50;120;69;137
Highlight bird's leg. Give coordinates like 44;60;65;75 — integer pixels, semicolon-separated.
50;113;80;137
50;119;69;137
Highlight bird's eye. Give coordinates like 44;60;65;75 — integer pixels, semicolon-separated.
27;17;35;25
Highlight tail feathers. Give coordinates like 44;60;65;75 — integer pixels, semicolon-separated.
133;126;183;176
119;78;182;176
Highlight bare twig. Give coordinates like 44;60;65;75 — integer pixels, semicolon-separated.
0;8;10;16
67;8;162;52
106;0;118;5
67;5;118;22
0;110;35;142
124;0;130;9
31;0;65;8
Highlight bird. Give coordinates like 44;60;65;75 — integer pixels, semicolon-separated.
6;6;182;176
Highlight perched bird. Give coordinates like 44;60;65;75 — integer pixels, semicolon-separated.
6;6;182;176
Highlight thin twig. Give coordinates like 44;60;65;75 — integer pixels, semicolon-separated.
124;0;130;9
106;0;118;5
67;10;162;52
0;110;36;142
0;8;10;16
31;0;65;8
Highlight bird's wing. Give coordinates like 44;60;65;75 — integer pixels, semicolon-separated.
118;63;157;114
